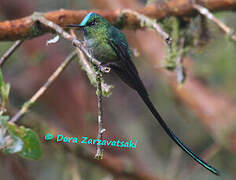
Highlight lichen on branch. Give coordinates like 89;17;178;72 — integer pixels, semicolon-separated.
1;0;236;41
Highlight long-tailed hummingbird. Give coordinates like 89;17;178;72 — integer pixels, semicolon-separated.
67;12;219;175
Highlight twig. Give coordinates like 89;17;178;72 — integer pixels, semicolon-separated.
70;30;113;97
95;71;106;159
121;9;172;46
70;30;107;158
33;13;110;73
10;51;77;123
0;40;24;68
192;3;236;42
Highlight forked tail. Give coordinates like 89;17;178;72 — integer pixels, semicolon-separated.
138;91;220;175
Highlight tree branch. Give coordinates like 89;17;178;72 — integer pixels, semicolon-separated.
94;72;106;160
121;9;172;46
0;40;24;67
1;0;236;41
33;13;110;73
192;3;236;42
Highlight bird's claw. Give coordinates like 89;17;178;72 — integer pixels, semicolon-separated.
98;65;111;73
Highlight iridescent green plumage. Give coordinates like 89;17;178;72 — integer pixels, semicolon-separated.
67;13;220;176
80;13;122;63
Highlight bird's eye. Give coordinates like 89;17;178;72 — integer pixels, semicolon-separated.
88;20;96;26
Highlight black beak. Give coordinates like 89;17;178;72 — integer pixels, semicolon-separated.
66;24;85;28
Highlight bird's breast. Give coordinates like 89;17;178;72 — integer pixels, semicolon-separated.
85;38;118;63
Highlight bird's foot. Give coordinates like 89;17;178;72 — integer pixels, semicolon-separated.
98;65;111;73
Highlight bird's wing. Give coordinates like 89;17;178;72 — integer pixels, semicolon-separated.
107;27;148;96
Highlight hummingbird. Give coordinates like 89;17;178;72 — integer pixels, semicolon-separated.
67;12;219;175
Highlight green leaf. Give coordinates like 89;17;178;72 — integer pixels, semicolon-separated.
7;123;42;160
2;83;10;106
0;70;4;88
0;116;42;160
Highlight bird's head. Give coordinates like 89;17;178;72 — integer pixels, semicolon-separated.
67;13;110;37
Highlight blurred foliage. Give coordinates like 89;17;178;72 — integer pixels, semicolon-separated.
146;0;167;5
161;17;188;84
0;70;41;160
0;70;10;111
193;11;236;99
162;17;180;71
7;121;42;159
0;116;42;160
0;116;23;154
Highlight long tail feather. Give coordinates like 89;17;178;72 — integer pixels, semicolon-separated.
138;90;220;176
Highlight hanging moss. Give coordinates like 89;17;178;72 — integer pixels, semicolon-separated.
161;16;180;70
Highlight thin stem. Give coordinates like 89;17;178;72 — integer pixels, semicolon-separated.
33;14;110;73
121;9;172;46
0;40;24;68
192;3;236;42
69;30;107;158
10;51;77;123
176;38;186;85
95;72;105;160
